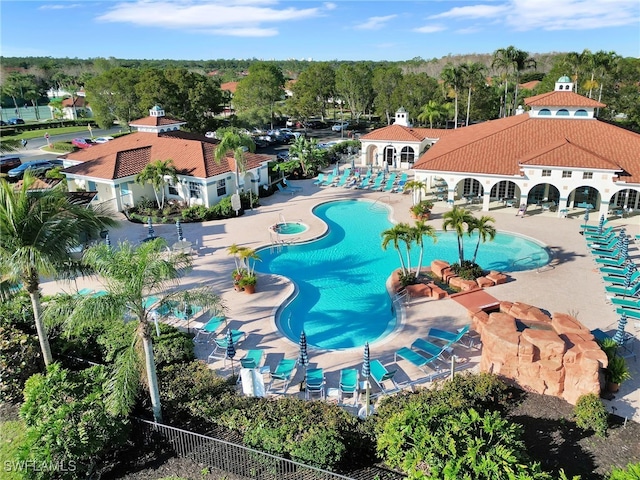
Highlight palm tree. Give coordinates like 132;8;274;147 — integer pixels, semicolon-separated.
468;215;496;264
404;180;427;205
442;206;475;265
382;224;412;275
56;239;224;422
411;220;437;277
511;50;536;112
440;64;465;128
417;100;445;129
462;62;487;126
0;173;115;366
135;159;178;210
287;136;324;178
492;46;517;117
214;129;255;201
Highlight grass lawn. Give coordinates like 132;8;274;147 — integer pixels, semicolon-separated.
0;418;27;480
2;126;91;141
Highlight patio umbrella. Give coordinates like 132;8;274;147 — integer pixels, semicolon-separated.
583;209;589;224
620;236;629;262
362;342;371;418
612;312;628;346
105;233;111;248
623;261;637;290
226;329;237;376
597;215;605;235
147;217;155;238
176;219;184;241
298;330;309;369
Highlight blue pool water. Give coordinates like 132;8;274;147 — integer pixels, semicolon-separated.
272;222;308;235
256;199;550;350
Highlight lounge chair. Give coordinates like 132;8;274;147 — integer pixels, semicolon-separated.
313;173;325;185
338;368;359;406
583;224;613;235
207;329;246;363
595;255;625;266
587;236;617;249
610;297;640;310
393;173;408;193
276;183;296;196
369;359;399;394
305;368;325;400
240;349;264;369
591;247;621;258
77;288;94;296
395;347;442;374
377;173;397;192
320;174;335;186
427;325;473;349
355;174;371;189
193;315;225;343
605;282;640;296
333;173;350;188
268;358;297;393
282;179;303;192
616;307;640;320
600;265;632;275
603;271;640;286
411;338;451;363
365;175;385;191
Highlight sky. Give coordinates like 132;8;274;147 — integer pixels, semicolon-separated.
1;0;639;62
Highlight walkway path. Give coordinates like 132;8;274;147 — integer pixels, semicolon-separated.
40;176;640;422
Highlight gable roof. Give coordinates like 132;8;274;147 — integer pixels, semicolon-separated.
62;96;87;107
413;114;640;184
525;91;605;108
220;82;238;94
361;124;456;143
62;131;271;181
519;80;540;91
129;114;185;128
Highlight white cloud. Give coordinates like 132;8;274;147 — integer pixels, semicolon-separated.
429;0;639;31
96;1;328;36
413;24;446;33
39;3;83;10
324;2;337;11
354;14;397;30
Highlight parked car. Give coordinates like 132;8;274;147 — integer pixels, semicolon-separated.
93;136;114;144
332;122;349;132
7;160;55;180
0;156;21;173
0;120;7;126
304;120;325;129
205;131;216;139
72;138;94;149
8;118;25;125
285;119;296;127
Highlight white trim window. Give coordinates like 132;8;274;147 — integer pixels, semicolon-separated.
188;181;202;199
168;178;179;196
216;179;227;197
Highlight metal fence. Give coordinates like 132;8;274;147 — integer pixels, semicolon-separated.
133;418;356;480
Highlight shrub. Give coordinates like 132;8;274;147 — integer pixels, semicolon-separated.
609;462;640;479
574;393;608;437
49;141;75;152
19;364;129;479
452;260;484;280
0;324;42;403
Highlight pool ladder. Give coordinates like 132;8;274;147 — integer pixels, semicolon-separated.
269;231;283;253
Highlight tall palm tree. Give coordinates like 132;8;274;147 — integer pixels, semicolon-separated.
382;224;412;275
53;239;224;422
511;50;536;112
440;64;465;128
492;46;517;117
135;159;178;209
468;215;497;264
462;62;487;126
417;100;445;129
411;220;437;277
442;206;475;265
214;129;255;199
287;136;324;178
404;180;427;205
0;173;115;366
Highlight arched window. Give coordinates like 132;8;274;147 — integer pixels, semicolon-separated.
539;109;551;116
557;109;570;116
400;146;415;164
575;109;588;117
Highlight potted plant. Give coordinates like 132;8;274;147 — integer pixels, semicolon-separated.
605;355;631;392
410;200;434;220
239;273;257;294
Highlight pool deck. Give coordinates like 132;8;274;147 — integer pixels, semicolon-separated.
40;176;640;422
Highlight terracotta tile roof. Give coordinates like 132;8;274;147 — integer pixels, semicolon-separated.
62;96;86;107
129;115;185;127
360;124;456;142
413;115;640;184
525;91;605;108
62;131;271;181
519;80;540;90
220;82;238;93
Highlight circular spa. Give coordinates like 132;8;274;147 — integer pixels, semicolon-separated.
256;200;550;350
269;221;309;235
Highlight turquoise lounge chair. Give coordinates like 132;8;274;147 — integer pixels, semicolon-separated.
268;358;297;393
305;368;325;400
427;325;473;349
393;173;408;193
377;173;397;192
603;271;640;286
395;347;442;374
313;173;325;185
282;179;302;192
611;297;640;310
338;368;359;406
616;307;640;320
369;359;399;394
240;349;264;369
321;174;335;186
333;173;350;188
600;265;632;275
207;329;246;362
276;183;296;196
605;282;640;296
596;255;625;266
591;247;621;258
355;174;371;189
411;338;451;362
365;175;385;190
194;315;225;343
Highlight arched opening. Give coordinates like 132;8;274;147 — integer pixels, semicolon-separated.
384;145;396;168
490;181;519;202
570;185;600;209
575;109;588;117
539;108;551;116
527;183;560;207
457;178;483;199
400;146;415;164
609;188;640;212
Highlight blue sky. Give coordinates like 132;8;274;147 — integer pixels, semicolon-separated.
2;1;639;61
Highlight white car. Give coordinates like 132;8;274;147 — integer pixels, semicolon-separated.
285;119;296;127
93;136;114;143
331;122;349;132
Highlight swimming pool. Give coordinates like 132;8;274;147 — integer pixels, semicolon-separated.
270;222;308;235
256;199;550;350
